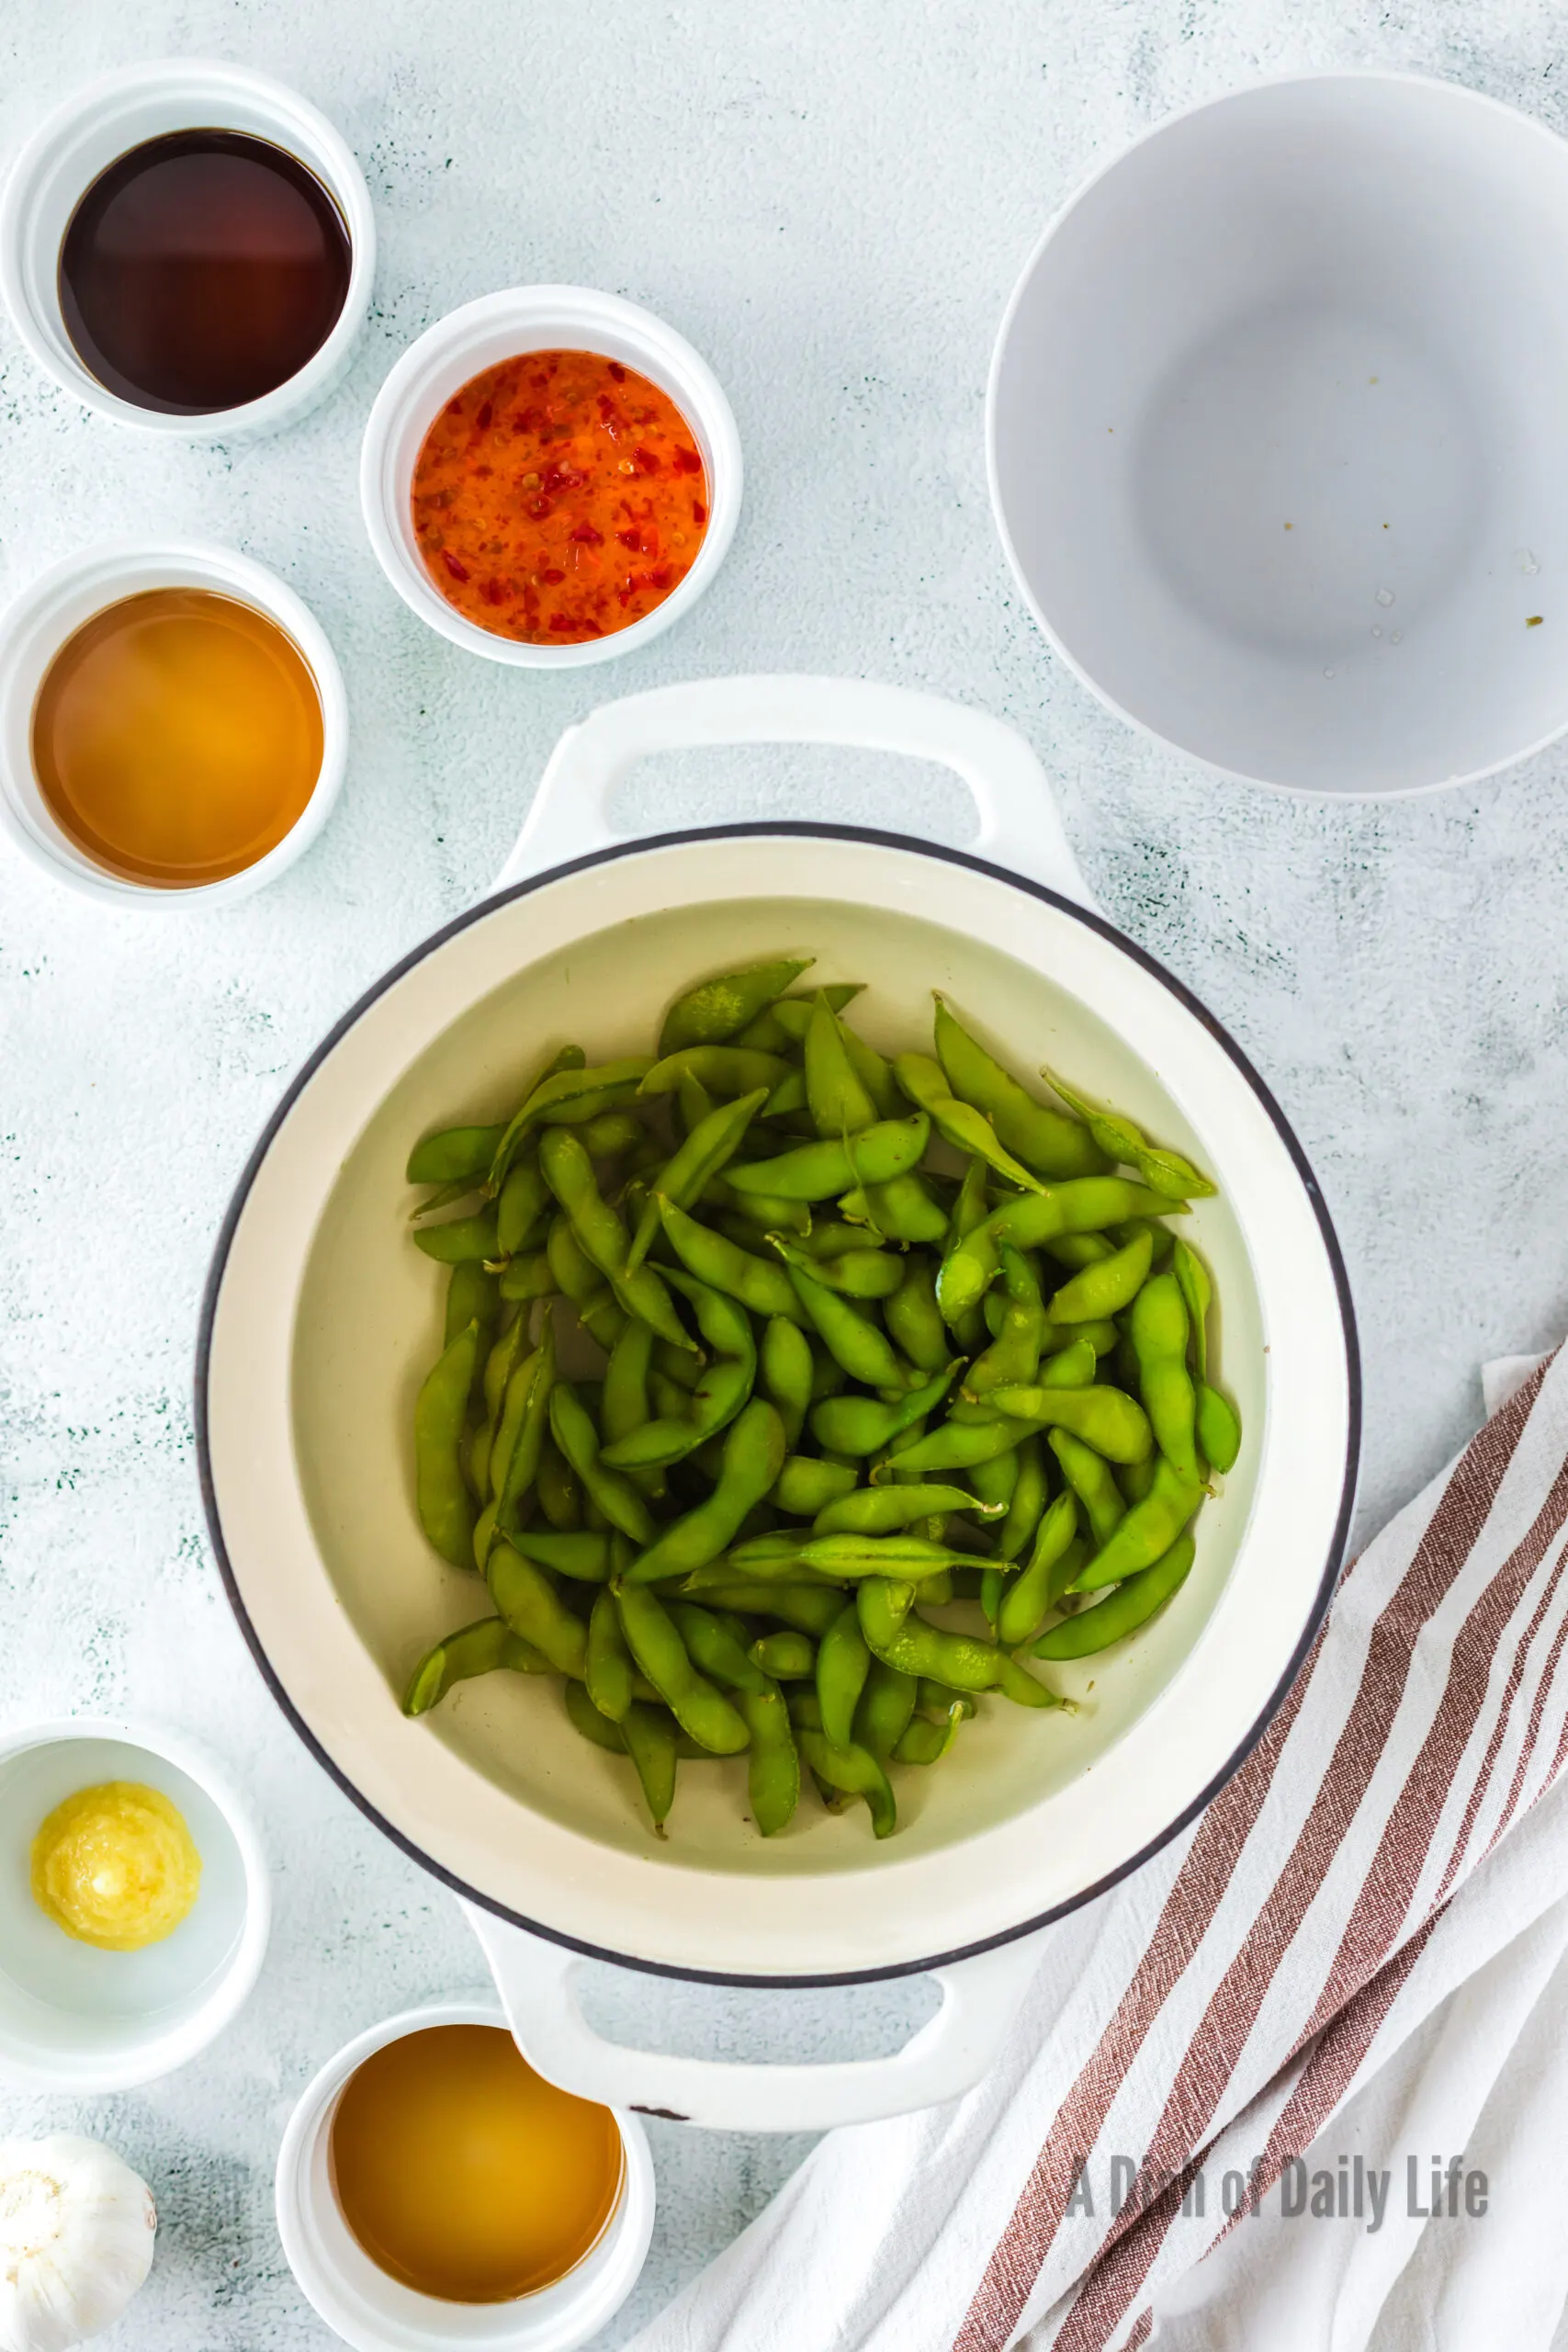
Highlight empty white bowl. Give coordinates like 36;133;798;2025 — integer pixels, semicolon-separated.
275;2000;654;2352
0;538;348;907
0;59;375;437
989;73;1568;795
0;1717;270;2090
359;286;742;667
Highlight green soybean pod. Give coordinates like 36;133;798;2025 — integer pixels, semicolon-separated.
812;1483;1001;1537
402;1615;550;1714
739;1687;801;1835
726;1114;930;1201
845;1170;952;1246
415;1322;480;1566
773;1456;859;1516
658;958;814;1057
496;1152;552;1257
892;1052;1046;1194
587;1587;637;1720
548;1384;659;1545
508;1530;615;1580
985;1382;1153;1465
1034;1533;1196;1658
1072;1457;1203;1592
1128;1272;1201;1485
770;1236;905;1299
817;1600;872;1748
886;1256;948;1374
621;1702;680;1834
997;1489;1078;1648
761;1316;814;1450
965;1245;1045;1396
1048;1428;1125;1549
487;1544;589;1678
659;1197;806;1321
1198;1383;1243;1475
535;1434;582;1531
805;991;879;1136
931;997;1108;1180
999;1433;1047;1563
408;1124;509;1188
1039;1067;1215;1200
891;1704;964;1765
795;1726;897;1838
853;1657;919;1758
613;1582;750;1753
444;1261;499;1351
626;1087;769;1272
623;1400;787;1584
1046;1227;1154;1325
494;1322;556;1533
414;1211;501;1265
789;1263;908;1391
750;1630;816;1679
694;1583;846;1636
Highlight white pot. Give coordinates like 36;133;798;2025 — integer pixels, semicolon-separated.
197;675;1358;2128
989;73;1568;795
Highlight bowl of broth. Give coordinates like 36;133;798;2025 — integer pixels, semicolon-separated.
0;540;347;904
0;58;374;436
276;2001;654;2352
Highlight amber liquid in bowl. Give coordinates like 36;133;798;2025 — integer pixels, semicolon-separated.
31;587;323;888
329;2024;624;2302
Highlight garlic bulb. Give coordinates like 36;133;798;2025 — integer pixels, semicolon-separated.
0;2136;155;2352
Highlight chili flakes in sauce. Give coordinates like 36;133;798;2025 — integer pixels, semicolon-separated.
411;350;710;644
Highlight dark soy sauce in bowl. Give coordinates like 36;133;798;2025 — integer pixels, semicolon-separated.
59;130;352;415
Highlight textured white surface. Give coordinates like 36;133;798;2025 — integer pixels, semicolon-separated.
2;1;1566;2343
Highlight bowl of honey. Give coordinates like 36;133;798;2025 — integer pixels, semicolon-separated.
0;1715;270;2090
360;286;742;666
0;539;347;904
0;58;374;437
276;2001;654;2352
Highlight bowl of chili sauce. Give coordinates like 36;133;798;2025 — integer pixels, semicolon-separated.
360;288;742;666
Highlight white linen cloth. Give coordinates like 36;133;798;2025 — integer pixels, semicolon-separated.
627;1347;1568;2351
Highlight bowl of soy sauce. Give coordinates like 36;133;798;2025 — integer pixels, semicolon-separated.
0;60;375;435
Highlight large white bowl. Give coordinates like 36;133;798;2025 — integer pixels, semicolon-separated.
199;676;1357;2129
989;73;1568;795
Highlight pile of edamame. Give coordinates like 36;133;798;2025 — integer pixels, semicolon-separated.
400;958;1242;1840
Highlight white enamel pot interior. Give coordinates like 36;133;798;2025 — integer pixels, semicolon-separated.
197;676;1358;2130
989;73;1568;794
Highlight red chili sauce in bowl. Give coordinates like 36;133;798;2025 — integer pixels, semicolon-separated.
410;351;710;645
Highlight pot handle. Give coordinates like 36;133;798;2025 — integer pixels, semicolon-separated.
461;1900;1048;2131
490;673;1094;908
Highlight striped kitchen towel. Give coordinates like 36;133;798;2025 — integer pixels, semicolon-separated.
628;1345;1568;2351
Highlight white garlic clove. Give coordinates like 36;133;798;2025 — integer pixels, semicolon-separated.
0;2135;155;2352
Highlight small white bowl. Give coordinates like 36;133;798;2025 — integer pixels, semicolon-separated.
0;58;375;437
276;2000;655;2352
0;1716;270;2091
360;286;742;667
988;72;1568;796
0;538;348;907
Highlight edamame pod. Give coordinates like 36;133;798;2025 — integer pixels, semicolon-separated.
1072;1457;1202;1590
931;997;1107;1178
402;1615;549;1713
659;958;814;1056
726;1114;930;1200
415;1322;479;1566
613;1582;750;1753
1040;1068;1216;1200
892;1052;1046;1193
1036;1533;1196;1657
